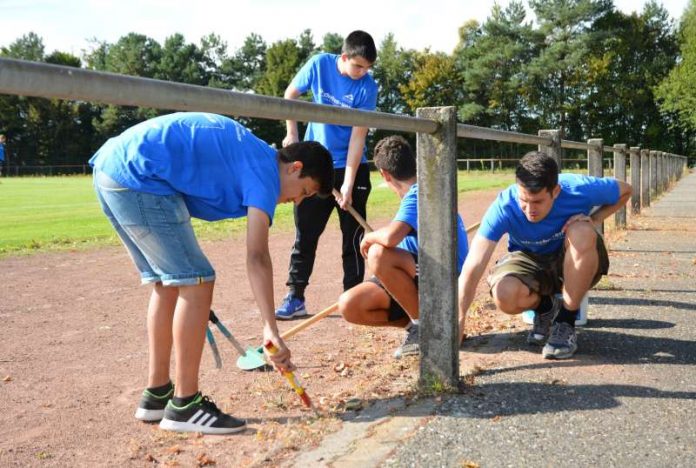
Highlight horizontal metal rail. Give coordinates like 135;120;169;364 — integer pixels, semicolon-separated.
0;58;439;134
457;124;551;146
561;140;591;150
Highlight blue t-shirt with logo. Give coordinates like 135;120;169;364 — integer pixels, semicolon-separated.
394;184;469;273
89;112;280;223
478;174;620;255
291;53;378;168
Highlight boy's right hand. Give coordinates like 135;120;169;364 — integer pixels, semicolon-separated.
263;330;295;372
282;134;299;148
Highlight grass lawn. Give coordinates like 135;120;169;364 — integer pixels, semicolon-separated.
0;171;514;257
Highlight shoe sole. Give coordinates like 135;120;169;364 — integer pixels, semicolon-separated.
542;343;578;360
159;418;247;434
134;408;165;422
275;310;308;320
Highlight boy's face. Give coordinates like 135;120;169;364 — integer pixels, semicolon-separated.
516;184;560;223
279;162;320;206
339;54;372;80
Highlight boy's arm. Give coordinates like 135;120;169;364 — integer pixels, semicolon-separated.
246;207;294;371
563;181;633;232
282;85;303;147
458;234;498;342
337;126;369;209
360;220;412;258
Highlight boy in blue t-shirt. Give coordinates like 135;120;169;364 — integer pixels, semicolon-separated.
338;136;469;358
458;151;632;360
277;30;379;320
89;112;334;434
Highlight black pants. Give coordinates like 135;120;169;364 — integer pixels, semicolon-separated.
287;163;371;294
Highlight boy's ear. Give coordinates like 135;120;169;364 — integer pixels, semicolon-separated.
289;161;303;174
379;168;392;182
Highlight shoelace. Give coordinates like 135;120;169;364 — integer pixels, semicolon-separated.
200;395;223;415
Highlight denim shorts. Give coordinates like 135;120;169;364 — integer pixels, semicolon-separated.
93;170;215;286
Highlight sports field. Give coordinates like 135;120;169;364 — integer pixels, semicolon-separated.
0;171;514;257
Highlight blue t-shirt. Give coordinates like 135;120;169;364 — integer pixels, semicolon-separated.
291;53;378;168
0;142;5;162
478;174;620;255
394;184;469;273
89;112;280;223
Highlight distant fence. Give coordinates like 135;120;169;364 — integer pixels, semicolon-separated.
0;57;688;388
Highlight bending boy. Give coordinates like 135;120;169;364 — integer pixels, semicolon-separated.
90;112;333;434
458;151;631;359
277;30;378;319
338;136;469;358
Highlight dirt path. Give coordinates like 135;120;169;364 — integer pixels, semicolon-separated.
1;190;505;467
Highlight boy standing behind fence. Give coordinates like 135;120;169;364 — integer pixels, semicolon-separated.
90;112;334;434
276;30;378;319
338;136;469;358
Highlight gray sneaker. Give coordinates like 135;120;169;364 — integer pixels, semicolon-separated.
394;323;419;359
527;295;561;346
542;322;578;359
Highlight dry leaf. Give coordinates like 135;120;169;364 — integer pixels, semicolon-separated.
3;375;12;382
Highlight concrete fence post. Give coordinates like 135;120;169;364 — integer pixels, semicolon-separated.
657;151;665;194
650;150;658;199
416;106;459;390
661;152;666;191
588;139;604;234
538;130;563;171
655;151;663;195
629;147;641;215
613;144;627;229
641;149;650;208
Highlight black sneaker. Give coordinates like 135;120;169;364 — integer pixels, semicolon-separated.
159;393;246;434
394;323;420;359
542;321;578;359
527;295;561;346
134;386;174;422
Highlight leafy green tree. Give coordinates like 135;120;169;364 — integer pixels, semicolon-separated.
372;34;415;114
400;51;460;112
322;33;344;54
455;2;536;132
219;33;267;91
587;2;679;149
157;33;208;85
0;32;45;61
657;0;696;145
525;0;612;139
105;33;162;77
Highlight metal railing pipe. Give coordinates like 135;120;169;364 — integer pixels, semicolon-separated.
457;124;551;146
0;58;439;135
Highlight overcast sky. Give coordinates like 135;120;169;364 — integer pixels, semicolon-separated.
1;0;690;57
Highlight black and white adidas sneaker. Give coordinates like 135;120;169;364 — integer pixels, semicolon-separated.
159;393;246;434
134;386;174;422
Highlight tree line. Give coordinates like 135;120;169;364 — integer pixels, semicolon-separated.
0;0;694;171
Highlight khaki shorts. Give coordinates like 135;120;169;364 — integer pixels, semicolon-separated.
487;230;609;296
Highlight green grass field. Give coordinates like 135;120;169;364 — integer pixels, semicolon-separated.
0;171;514;257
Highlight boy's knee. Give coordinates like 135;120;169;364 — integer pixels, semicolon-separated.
565;221;597;252
338;290;359;323
366;244;388;272
491;277;524;314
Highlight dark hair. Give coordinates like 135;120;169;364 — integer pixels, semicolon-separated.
278;141;334;198
373;135;416;181
342;30;377;64
515;151;559;193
